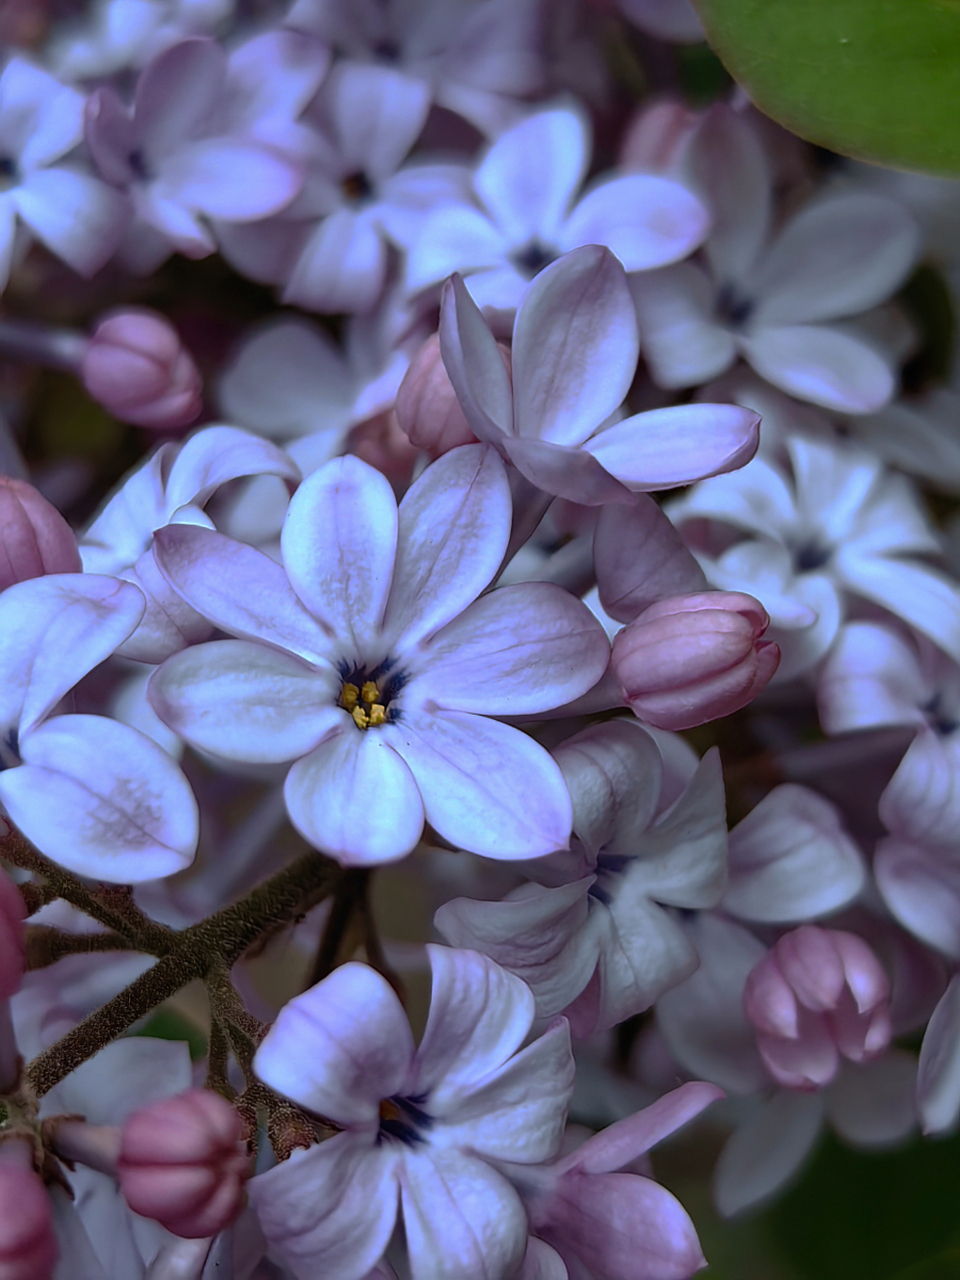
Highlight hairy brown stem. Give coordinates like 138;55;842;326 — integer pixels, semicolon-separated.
25;925;135;970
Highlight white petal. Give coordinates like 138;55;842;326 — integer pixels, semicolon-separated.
1;715;197;883
281;455;398;659
405;203;506;292
149;639;341;763
918;976;960;1134
713;1092;823;1217
12;169;127;277
817;621;927;734
285;729;425;865
165;424;300;509
562;173;708;271
742;324;894;414
284;207;387;314
630;263;736;389
879;730;960;850
0;58;83;168
836;553;960;663
438;275;514;443
387;710;572;858
327;63;429;182
875;837;960;959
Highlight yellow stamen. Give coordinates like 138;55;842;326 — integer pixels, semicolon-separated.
361;680;379;705
379;1098;401;1123
368;704;387;726
351;705;369;730
341;683;359;710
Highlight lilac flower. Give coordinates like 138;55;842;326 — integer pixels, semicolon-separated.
0;57;127;290
0;575;198;882
441;245;760;506
406;105;709;309
149;445;609;864
80;425;300;664
250;947;574;1280
617;0;704;41
631;106;920;413
48;0;233;80
84;38;307;260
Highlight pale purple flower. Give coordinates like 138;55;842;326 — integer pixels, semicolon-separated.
441;244;760;506
0;57;127;290
406;105;709;309
0;575;198;882
84;37;308;260
250;947;574;1280
631;106;920;413
148;445;609;864
669;435;960;678
80;425;300;664
436;720;728;1038
48;0;233;80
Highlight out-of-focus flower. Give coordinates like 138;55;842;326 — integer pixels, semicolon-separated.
48;0;233;80
0;56;127;290
0;479;81;591
118;1088;248;1238
407;105;709;310
631;106;919;413
149;445;609;864
611;591;779;730
250;947;574;1280
82;309;202;430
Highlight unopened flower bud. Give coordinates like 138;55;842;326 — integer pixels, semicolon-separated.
118;1089;248;1238
0;869;25;1000
744;925;891;1090
348;410;420;490
395;332;487;457
0;1150;57;1280
611;591;779;729
0;479;81;592
82;310;202;431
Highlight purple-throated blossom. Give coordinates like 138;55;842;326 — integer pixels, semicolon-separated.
148;444;609;864
250;946;574;1280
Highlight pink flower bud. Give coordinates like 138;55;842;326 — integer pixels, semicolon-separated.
0;1155;57;1280
82;310;202;431
395;332;485;457
620;100;698;174
118;1089;248;1238
348;410;420;491
0;870;25;1001
0;479;81;592
611;591;779;730
744;926;892;1090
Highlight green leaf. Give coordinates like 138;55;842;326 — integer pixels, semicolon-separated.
132;1009;208;1062
691;0;960;175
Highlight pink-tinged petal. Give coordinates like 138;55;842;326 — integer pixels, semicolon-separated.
538;1170;706;1280
250;1135;400;1280
134;38;226;160
405;203;506;292
153;524;333;663
415;582;609;715
879;729;960;849
254;962;415;1121
160;137;302;220
436;1020;574;1164
400;1148;528;1280
166;425;299;510
585;403;759;490
685;105;771;283
0;57;83;168
85;86;137;186
561;1083;723;1176
725;785;866;923
874;838;960;959
918;976;960;1134
283;207;387;314
0;574;144;739
387;710;572;858
414;945;535;1103
327;63;430;182
2;714;197;883
383;444;511;650
595;496;707;624
12;169;127;277
835;554;960;664
281;456;398;657
475;109;588;245
757;1014;839;1089
742;324;894;414
562;174;708;271
512;247;639;448
817;621;926;734
753;194;920;326
285;729;425;866
827;1052;916;1146
148;640;340;764
500;436;635;506
712;1092;823;1217
434;880;598;1021
631;263;737;390
439;274;514;443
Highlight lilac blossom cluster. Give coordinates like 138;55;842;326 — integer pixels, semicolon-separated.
0;1;958;1278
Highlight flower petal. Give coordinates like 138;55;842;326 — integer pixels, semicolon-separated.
12;168;127;277
918;975;960;1135
712;1092;823;1217
594;496;707;624
1;714;197;882
836;553;960;664
742;324;894;414
149;639;340;764
387;710;572;858
562;1083;723;1174
165;424;299;509
874;837;960;959
254;962;415;1121
439;274;514;443
285;729;425;865
500;435;634;506
630;263;737;390
562;173;708;271
159;137;302;221
283;206;387;314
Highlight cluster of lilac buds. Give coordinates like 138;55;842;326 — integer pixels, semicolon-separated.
0;1;957;1278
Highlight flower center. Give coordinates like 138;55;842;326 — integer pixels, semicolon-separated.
512;239;557;279
341;170;373;203
338;661;406;730
716;282;754;328
378;1094;431;1146
0;728;20;771
0;156;18;192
